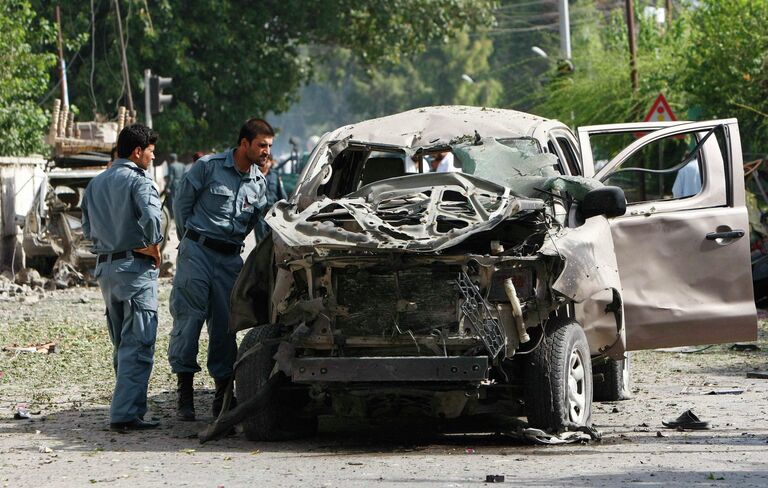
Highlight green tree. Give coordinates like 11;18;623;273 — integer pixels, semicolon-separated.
534;0;767;158
268;30;504;150
681;0;768;159
0;0;55;156
32;0;494;154
535;1;692;128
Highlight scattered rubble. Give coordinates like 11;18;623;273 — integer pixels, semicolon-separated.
0;270;48;300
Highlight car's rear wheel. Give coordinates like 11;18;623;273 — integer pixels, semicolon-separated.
524;318;592;432
235;324;317;441
593;355;631;401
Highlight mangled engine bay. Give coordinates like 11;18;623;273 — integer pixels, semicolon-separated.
231;135;625;420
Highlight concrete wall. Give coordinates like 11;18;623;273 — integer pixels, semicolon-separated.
0;157;47;271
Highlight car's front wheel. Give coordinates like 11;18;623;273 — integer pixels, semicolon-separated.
235;324;317;441
524;318;592;432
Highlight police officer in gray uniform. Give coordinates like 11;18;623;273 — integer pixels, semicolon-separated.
169;118;271;421
164;152;186;212
82;124;163;431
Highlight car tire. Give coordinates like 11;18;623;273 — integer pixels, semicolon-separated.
235;324;317;441
524;317;592;433
593;355;631;402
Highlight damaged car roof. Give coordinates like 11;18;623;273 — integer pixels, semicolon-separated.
328;105;550;148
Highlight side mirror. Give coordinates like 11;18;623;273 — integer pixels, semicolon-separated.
581;186;626;219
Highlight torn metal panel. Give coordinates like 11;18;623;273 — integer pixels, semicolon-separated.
539;217;625;357
267;173;546;252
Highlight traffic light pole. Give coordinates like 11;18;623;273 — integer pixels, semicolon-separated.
144;69;153;128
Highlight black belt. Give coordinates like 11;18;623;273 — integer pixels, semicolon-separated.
97;250;155;265
185;229;242;255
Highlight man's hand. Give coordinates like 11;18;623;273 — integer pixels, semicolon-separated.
134;244;161;269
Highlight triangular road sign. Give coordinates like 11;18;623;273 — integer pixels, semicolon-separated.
644;93;677;122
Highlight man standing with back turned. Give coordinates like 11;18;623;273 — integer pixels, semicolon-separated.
82;124;163;432
169;118;270;421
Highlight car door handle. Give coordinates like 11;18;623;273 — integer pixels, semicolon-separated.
706;230;745;240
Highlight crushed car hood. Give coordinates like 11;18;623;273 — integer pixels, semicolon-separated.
329;106;547;148
266;172;546;252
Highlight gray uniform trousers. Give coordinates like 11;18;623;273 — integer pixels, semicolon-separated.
96;256;159;423
168;238;242;380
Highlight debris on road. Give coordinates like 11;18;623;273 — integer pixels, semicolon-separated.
503;426;601;445
705;389;744;395
13;404;31;419
746;371;768;379
2;341;58;354
662;409;710;430
730;344;761;352
485;474;505;483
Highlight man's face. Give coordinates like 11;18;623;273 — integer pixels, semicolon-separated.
244;135;273;167
133;144;155;170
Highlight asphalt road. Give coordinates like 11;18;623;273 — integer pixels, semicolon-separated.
1;285;767;487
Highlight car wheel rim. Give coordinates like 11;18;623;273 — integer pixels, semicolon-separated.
567;348;587;424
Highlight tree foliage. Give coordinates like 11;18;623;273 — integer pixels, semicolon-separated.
0;0;55;156
680;0;768;158
30;0;494;154
535;0;767;157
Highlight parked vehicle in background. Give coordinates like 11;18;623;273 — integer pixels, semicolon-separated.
22;101;169;284
229;106;756;440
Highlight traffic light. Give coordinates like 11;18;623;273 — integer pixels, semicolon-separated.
149;75;173;113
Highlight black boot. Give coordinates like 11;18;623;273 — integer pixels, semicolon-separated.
176;373;195;421
212;377;238;418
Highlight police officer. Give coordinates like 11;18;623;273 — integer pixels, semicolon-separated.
169;118;271;421
164;152;186;212
82;124;163;431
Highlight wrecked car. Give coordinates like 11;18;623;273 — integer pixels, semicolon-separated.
24;103;170;284
24;154;109;282
228;106;757;440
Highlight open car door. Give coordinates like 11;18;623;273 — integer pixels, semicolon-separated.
578;119;756;350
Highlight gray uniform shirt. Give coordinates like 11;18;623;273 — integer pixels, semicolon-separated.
82;159;164;253
173;149;267;245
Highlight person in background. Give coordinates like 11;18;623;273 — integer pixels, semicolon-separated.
430;151;460;172
404;154;427;173
164;153;186;212
254;154;288;242
81;124;163;432
168;119;271;421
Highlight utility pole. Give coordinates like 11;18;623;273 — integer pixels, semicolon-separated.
113;0;134;112
626;0;638;92
54;5;69;107
144;69;153;128
558;0;572;60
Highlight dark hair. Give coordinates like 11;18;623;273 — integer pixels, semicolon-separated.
192;151;205;162
117;124;158;158
237;118;275;146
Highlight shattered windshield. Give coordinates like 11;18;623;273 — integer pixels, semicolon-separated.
452;137;561;198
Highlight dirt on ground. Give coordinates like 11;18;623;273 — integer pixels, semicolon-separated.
1;281;767;487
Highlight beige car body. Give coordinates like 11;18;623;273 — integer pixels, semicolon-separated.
227;107;756;436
